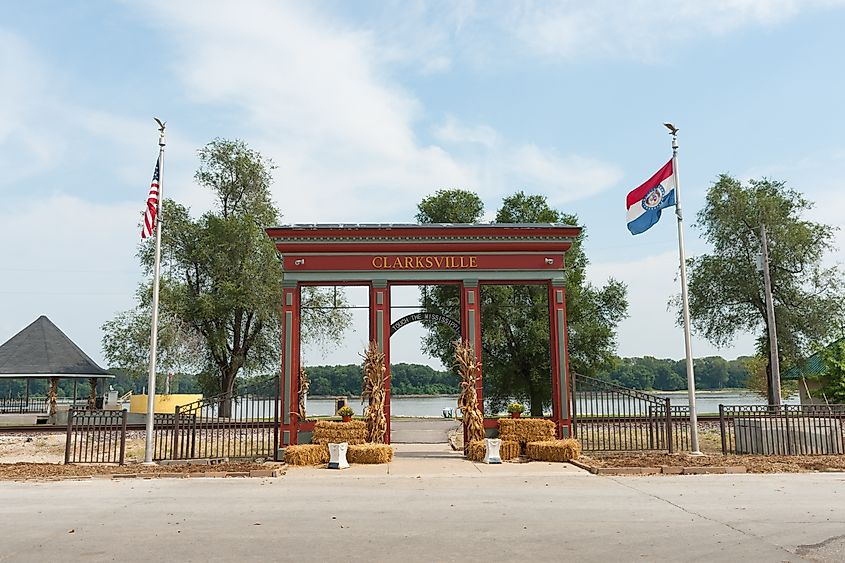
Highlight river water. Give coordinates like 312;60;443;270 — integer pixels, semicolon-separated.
304;390;799;417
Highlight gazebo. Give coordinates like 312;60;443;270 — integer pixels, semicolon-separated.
0;316;113;415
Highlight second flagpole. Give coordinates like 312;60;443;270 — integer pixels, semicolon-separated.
667;123;702;455
143;119;166;464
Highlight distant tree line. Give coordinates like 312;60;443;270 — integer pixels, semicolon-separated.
598;356;750;391
0;356;752;400
235;363;463;397
237;356;752;397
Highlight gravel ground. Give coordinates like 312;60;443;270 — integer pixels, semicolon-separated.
0;431;279;480
582;452;845;472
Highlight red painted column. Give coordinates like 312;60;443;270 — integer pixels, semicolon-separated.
280;282;301;446
549;280;571;438
369;282;391;443
460;281;483;411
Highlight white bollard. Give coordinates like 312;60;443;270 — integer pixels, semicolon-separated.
483;438;502;464
328;442;349;469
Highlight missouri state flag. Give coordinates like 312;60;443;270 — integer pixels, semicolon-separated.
626;159;676;235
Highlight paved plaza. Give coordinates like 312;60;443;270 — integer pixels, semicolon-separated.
0;445;843;562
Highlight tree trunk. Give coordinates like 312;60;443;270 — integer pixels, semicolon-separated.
220;368;237;418
528;378;544;417
88;377;97;409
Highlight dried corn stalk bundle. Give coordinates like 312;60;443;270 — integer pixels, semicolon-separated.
347;443;394;464
47;377;59;416
298;367;310;420
284;444;329;465
453;340;485;445
466;440;521;462
525;439;582;462
497;418;556;446
311;420;368;445
360;341;387;444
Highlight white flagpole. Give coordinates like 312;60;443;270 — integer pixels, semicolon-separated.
667;123;703;455
143;119;166;464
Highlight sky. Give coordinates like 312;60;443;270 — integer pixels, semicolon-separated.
2;0;845;372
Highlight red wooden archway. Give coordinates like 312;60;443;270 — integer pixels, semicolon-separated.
265;223;581;446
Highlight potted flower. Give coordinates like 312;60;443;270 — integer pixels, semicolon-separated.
337;405;354;422
507;402;525;419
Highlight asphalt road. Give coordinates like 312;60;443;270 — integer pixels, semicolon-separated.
1;445;844;562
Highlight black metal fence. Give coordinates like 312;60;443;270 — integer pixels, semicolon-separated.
154;394;279;461
0;397;48;414
663;405;691;453
64;408;128;464
571;374;680;452
720;404;845;455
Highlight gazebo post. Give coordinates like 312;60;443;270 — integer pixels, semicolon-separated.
25;379;30;409
73;380;78;407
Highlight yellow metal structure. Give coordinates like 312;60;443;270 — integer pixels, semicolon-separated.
129;394;202;414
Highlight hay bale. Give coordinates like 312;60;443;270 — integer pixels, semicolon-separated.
311;420;368;445
467;440;485;461
347;443;394;464
500;440;521;460
497;418;556;445
525;439;582;462
284;444;329;465
466;439;521;462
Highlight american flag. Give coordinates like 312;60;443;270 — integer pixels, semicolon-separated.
141;160;160;239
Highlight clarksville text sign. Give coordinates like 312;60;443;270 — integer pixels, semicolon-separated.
284;254;563;272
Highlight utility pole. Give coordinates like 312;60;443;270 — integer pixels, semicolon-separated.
759;223;782;406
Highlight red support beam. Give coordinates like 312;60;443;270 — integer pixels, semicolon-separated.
280;283;301;446
549;281;571;438
369;282;391;443
461;281;483;409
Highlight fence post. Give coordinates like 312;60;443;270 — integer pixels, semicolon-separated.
783;405;792;456
664;398;673;453
119;409;128;465
570;373;578;439
648;406;655;449
274;374;281;461
719;404;727;455
172;406;181;460
64;407;74;464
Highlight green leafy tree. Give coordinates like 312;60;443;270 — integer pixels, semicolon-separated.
819;340;845;403
417;189;628;415
104;139;350;412
101;301;202;393
683;175;845;402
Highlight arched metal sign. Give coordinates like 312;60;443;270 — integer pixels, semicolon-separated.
390;312;460;336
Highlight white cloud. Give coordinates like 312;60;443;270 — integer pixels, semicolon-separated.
141;0;623;222
433;117;500;148
508;145;622;204
139;0;476;221
506;0;845;61
0;29;69;185
432;116;622;206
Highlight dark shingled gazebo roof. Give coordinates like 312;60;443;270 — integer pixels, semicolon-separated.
0;316;112;379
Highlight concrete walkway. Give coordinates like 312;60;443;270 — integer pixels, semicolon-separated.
389;417;460;443
0;445;844;562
